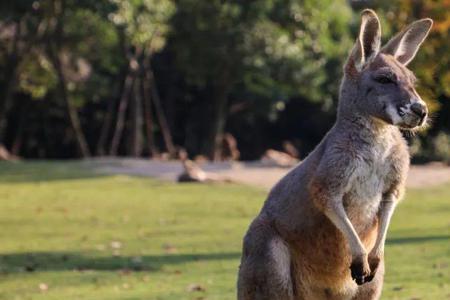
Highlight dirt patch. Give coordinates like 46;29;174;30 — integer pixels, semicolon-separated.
89;158;450;190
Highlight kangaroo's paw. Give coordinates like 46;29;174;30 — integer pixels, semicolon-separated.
350;255;371;285
365;254;381;283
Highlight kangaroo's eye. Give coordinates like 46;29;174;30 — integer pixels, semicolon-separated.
375;75;395;84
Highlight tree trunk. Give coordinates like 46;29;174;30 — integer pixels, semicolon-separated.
49;47;91;157
130;77;144;156
205;71;232;161
208;87;228;161
96;83;119;156
0;20;21;148
0;63;19;146
11;98;28;156
144;65;176;158
141;75;158;157
96;92;117;156
47;0;91;157
96;28;127;156
109;65;136;156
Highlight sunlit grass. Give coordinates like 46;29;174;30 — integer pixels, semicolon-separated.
0;161;448;299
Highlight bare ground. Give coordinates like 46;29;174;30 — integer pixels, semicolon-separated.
88;158;450;190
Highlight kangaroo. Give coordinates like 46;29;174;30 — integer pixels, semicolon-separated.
237;10;432;300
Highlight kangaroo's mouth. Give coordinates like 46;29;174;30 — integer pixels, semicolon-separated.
397;117;427;130
396;103;428;129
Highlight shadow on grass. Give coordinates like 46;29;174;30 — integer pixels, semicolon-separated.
0;236;447;274
386;234;450;245
0;161;105;183
0;251;241;273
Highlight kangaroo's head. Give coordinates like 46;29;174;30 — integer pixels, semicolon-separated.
340;9;433;130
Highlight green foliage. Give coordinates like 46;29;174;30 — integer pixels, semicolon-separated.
65;8;120;72
171;0;352;111
431;132;450;163
413;132;450;163
0;162;448;299
109;0;174;51
0;1;448;159
17;51;57;99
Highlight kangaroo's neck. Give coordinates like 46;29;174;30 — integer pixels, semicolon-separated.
336;114;393;139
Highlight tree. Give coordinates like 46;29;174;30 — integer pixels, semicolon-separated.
0;1;447;162
107;0;176;157
0;0;120;158
0;1;35;155
169;0;352;159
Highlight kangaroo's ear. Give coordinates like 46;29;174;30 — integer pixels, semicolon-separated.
345;9;381;75
381;18;433;66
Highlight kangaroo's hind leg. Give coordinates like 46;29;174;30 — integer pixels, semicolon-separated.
237;219;294;300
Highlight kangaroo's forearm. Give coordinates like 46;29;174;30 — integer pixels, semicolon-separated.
323;201;367;258
371;195;396;256
309;176;366;258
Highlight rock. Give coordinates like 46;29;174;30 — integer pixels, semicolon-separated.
261;149;299;168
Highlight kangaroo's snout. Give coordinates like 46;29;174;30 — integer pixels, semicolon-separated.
410;102;427;120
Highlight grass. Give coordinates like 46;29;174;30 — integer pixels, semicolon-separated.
0;161;448;300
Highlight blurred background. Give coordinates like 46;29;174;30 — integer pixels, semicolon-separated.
0;0;449;162
0;1;449;300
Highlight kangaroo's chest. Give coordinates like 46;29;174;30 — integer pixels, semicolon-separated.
344;145;394;226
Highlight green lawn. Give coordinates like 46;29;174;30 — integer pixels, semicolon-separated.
0;161;448;300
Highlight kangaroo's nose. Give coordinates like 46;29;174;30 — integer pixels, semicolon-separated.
410;102;427;118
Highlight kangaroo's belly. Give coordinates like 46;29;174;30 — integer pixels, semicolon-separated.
344;190;382;234
288;214;378;296
343;159;390;232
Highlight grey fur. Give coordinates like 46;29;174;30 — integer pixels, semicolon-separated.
237;9;432;300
